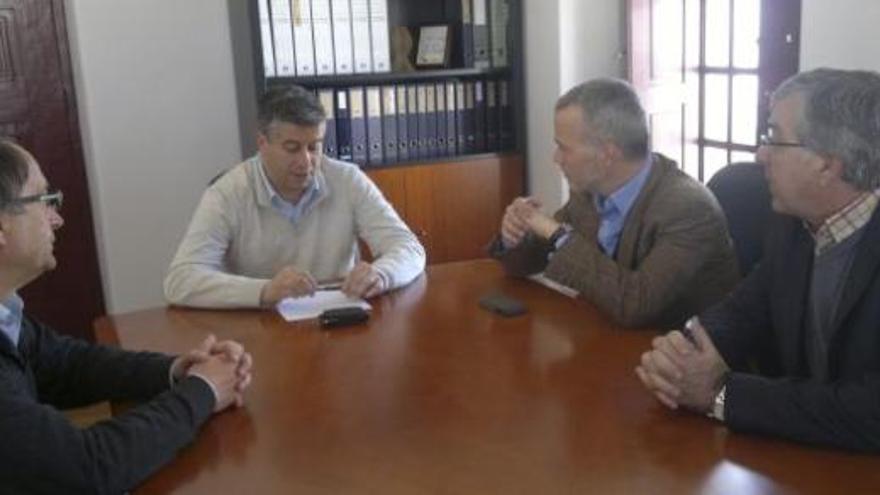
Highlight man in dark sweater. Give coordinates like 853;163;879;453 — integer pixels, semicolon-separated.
636;69;880;451
0;139;253;493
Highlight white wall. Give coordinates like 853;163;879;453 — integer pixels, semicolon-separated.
66;0;242;313
524;0;623;211
800;0;880;72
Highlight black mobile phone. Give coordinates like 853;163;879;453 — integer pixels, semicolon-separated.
319;306;370;328
478;293;527;317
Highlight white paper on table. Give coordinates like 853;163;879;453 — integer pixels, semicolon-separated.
276;291;372;322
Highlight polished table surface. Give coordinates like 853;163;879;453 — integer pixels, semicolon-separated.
96;260;880;494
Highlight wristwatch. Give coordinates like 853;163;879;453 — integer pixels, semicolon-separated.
708;385;727;422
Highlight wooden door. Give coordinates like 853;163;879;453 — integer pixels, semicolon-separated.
0;0;105;341
628;0;700;175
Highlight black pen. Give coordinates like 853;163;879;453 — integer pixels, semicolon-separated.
317;281;343;291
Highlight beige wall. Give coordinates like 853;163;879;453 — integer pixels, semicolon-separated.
800;0;880;72
66;0;242;313
524;0;624;212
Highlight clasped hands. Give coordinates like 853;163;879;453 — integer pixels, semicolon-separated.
259;261;386;306
501;196;560;248
635;318;729;414
171;334;253;413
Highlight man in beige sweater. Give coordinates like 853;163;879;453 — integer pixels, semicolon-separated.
492;78;739;329
165;86;425;309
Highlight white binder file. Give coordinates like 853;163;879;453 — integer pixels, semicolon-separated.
270;0;296;76
291;0;315;75
258;0;276;76
331;0;354;74
472;0;490;69
490;0;509;68
368;0;390;72
311;0;335;75
350;0;373;73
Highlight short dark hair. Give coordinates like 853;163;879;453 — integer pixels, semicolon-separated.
257;85;326;136
773;68;880;190
0;139;31;213
555;78;650;161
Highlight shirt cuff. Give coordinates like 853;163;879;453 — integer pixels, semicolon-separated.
168;362;177;387
547;224;574;260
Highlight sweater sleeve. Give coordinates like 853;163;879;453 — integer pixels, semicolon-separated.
164;185;268;308
29;317;177;408
2;319;216;493
723;371;880;452
0;375;215;494
351;169;426;289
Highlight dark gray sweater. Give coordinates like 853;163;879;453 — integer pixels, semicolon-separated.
806;228;866;382
0;316;215;494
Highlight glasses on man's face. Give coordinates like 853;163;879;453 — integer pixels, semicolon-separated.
759;133;804;148
12;190;64;211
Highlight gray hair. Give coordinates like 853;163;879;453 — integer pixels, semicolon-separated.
773;68;880;190
555;78;649;161
257;85;326;136
0;139;30;213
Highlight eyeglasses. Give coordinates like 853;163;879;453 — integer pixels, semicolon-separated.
12;190;63;211
759;133;804;148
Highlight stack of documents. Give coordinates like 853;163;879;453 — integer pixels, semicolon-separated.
276;290;372;322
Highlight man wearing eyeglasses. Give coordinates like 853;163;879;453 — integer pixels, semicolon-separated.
0;140;254;492
637;68;880;451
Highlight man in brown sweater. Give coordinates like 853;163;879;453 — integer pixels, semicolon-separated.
492;78;739;329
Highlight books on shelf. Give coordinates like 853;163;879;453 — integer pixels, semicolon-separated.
270;0;296;76
368;0;391;72
259;0;512;78
257;0;275;76
312;76;513;168
261;0;390;77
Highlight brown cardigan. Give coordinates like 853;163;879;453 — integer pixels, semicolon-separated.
494;154;740;329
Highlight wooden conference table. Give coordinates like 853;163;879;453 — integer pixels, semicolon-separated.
96;260;880;494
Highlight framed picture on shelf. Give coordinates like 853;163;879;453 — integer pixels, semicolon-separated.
415;25;451;68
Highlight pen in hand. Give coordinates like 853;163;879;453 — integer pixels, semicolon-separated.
316;281;344;291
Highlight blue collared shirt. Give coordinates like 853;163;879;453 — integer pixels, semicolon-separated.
0;293;24;348
256;156;321;225
593;158;653;256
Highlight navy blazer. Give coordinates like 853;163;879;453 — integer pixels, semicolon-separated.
702;209;880;451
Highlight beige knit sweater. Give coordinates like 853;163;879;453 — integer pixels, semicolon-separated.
164;156;425;308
